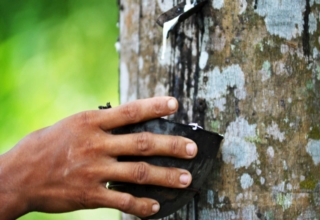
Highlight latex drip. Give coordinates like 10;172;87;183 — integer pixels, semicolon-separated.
161;0;195;60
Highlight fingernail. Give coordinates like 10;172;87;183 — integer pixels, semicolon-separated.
186;143;196;156
167;99;177;111
180;174;191;185
152;203;160;213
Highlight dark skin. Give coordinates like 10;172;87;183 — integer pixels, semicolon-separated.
0;97;198;219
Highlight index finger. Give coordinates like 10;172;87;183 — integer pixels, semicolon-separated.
98;97;178;130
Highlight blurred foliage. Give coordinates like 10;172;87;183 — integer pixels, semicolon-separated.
0;0;120;219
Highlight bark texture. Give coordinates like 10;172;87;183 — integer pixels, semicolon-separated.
118;0;320;219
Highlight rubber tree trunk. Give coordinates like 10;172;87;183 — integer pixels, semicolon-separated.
118;0;320;219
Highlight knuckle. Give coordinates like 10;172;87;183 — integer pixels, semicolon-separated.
139;201;149;217
85;139;95;150
77;111;94;126
170;137;180;155
121;103;140;122
77;191;91;208
83;166;96;181
136;132;153;153
133;162;149;184
119;194;134;213
81;139;99;156
165;168;176;187
152;101;163;115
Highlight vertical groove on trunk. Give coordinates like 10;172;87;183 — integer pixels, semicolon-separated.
303;0;311;57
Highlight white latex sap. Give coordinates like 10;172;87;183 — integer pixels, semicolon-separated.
161;0;195;60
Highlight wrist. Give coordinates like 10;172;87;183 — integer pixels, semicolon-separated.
0;150;30;219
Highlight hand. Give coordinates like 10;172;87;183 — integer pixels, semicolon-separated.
0;97;198;219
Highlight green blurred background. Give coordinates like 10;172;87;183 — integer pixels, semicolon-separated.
0;0;120;219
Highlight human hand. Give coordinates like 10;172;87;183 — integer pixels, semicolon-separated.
0;97;198;219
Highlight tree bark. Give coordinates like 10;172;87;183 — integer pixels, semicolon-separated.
118;0;320;219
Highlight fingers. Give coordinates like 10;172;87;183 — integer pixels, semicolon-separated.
97;97;178;130
106;132;197;158
105;162;192;188
97;188;160;218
